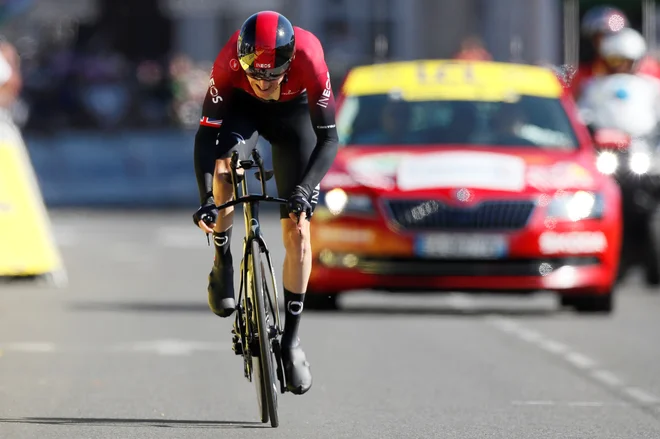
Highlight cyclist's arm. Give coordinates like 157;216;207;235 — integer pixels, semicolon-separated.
193;38;237;205
297;41;339;196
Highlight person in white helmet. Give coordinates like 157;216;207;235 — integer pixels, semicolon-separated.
571;6;660;100
599;27;649;75
577;27;660;139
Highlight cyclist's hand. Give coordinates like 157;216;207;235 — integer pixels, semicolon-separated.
287;185;312;226
192;199;218;234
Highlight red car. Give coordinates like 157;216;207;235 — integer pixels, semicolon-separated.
307;60;622;313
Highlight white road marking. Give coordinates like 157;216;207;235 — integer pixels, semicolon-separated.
0;340;231;356
117;339;231;356
511;400;555;406
625;387;660;405
2;342;56;353
591;370;624;387
487;317;660;406
565;352;596;369
512;400;628;407
567;401;605;407
488;316;521;333
538;339;569;355
516;327;544;343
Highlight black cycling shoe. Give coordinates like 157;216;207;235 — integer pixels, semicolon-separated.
207;259;235;317
281;342;312;395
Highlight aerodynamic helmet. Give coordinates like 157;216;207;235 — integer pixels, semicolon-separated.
237;11;295;80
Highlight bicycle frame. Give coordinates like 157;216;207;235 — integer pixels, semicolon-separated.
218;148;286;339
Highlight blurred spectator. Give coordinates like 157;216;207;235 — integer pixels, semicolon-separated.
16;21;186;133
453;35;492;61
576;27;660;140
571;5;660;100
0;39;22;109
169;53;212;130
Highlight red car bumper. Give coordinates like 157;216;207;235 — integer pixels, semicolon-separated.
308;214;620;296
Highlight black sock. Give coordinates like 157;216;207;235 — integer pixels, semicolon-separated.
282;288;305;348
212;226;232;267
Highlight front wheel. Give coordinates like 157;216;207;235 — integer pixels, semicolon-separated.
251;239;279;428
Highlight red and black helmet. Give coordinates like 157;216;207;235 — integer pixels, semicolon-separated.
237;11;295;80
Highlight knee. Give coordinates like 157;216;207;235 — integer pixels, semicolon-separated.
212;160;234;203
282;221;311;259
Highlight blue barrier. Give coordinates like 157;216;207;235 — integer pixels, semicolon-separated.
24;130;278;207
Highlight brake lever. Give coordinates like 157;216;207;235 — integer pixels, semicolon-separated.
201;213;215;246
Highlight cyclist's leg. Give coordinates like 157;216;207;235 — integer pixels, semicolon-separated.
206;110;260;318
264;98;318;394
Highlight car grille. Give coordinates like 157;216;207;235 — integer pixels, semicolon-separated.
352;256;599;277
384;199;535;230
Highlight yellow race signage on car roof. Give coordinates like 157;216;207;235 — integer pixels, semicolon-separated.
341;60;563;101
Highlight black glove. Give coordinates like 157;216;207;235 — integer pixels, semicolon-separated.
192;197;218;228
287;185;313;220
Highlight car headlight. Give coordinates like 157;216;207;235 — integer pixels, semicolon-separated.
322;188;373;216
546;191;604;221
629;152;651;175
596;151;618;175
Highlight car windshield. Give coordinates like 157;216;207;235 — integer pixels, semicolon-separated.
336;94;579;150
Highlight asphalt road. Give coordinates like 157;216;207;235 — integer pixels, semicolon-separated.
1;209;660;438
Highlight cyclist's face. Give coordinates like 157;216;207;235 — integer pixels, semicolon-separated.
247;75;285;100
603;56;635;74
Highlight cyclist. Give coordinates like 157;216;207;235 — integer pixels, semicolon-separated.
571;5;660;100
578;27;660;139
191;11;338;396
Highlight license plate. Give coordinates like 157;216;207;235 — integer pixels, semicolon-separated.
414;233;508;259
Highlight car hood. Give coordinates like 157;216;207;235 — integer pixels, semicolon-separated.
321;145;601;196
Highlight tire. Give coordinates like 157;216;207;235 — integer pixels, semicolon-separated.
643;209;660;286
251;239;279;428
568;291;614;314
304;292;340;311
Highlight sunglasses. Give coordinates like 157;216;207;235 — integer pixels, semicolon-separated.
246;71;285;82
244;60;291;81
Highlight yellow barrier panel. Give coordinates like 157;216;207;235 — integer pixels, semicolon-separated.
0;137;66;283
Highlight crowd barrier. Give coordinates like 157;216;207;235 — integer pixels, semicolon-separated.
24;130;278;207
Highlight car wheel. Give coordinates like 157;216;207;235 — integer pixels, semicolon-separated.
643;209;660;286
304;292;340;311
559;295;575;308
567;291;614;314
